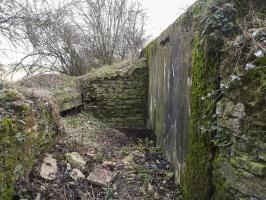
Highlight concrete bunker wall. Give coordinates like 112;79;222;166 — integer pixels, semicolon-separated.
144;0;266;199
143;14;193;182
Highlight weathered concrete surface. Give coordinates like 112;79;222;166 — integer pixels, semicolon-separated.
79;60;147;128
143;10;194;183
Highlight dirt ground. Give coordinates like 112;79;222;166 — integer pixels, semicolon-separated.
14;112;183;200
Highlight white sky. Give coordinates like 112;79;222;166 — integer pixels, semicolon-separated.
142;0;196;40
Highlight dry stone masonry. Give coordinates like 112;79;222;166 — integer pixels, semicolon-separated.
79;60;148;128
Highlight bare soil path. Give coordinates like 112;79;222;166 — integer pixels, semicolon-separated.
15;112;183;200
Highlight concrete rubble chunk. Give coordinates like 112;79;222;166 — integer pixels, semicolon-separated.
40;155;58;180
224;118;242;135
87;168;118;187
65;152;86;169
70;168;85;180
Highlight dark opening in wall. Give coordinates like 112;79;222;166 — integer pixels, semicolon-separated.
60;105;84;117
118;128;155;142
160;36;170;46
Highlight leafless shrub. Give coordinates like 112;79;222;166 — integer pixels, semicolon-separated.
74;0;146;65
0;0;26;44
221;3;266;75
238;5;266;52
17;0;88;76
1;0;146;77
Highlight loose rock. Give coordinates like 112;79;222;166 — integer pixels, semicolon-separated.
65;152;86;169
87;168;118;187
69;168;85;180
40;186;46;191
147;183;154;194
245;63;256;70
40;155;58;180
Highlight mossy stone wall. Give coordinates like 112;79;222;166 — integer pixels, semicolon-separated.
0;88;59;199
79;61;147;128
16;74;82;113
212;46;266;200
144;0;266;199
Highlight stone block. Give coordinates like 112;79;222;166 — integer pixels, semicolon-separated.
40;155;58;180
87;168;118;187
230;157;266;176
69;169;85;181
79;60;147;128
65;152;86;169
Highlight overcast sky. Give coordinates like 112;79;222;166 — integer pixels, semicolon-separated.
142;0;196;40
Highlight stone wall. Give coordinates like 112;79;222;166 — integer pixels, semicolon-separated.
16;74;82;113
79;60;147;128
144;0;266;199
212;29;266;200
0;86;61;199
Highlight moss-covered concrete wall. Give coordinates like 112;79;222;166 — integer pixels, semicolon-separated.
0;86;61;199
79;60;147;128
144;0;266;199
143;11;194;183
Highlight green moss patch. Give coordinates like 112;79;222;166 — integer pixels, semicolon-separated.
181;35;221;200
0;89;58;199
81;59;146;82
